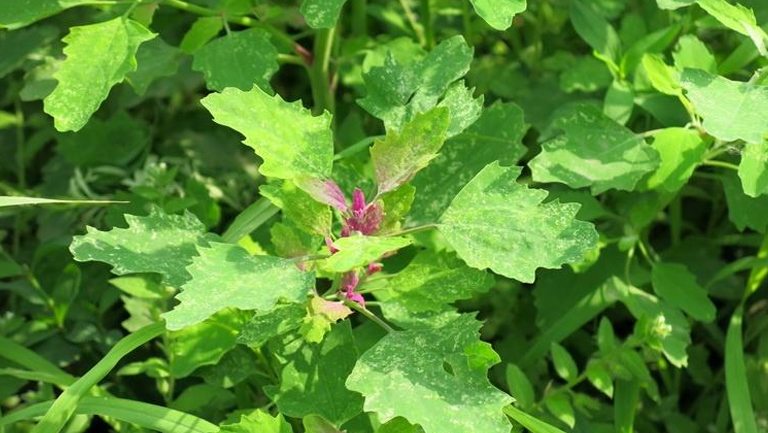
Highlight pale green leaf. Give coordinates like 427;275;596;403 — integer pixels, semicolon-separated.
409;102;528;225
201;85;333;180
346;315;512;433
162;242;314;330
70;208;206;287
604;80;634;124
738;140;768;197
643;127;708;192
323;235;412;273
301;0;348;28
359;36;473;133
697;0;768;56
642;54;681;96
303;414;343;433
550;343;578;382
44;18;156;132
439;162;597;283
378;185;416;233
656;0;695;10
192;28;278;92
503;406;568;433
375;251;494;327
529;103;659;194
266;321;363;426
371;107;450;194
651;262;716;322
468;0;526;30
681;69;768;143
220;411;293;433
271;222;322;259
673;35;717;73
436;81;484;137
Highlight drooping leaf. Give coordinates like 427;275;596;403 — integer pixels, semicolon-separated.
162;242;314;330
301;0;348;28
359;36;474;133
266;321;363;426
681;69;768;143
370;107;450;194
126;37;181;95
43;17;156;132
201;85;334;180
323;235;412;273
468;0;526;30
346;314;512;433
738;140;768;197
70;208;206;287
408;102;528;225
696;0;768;56
651;262;716;322
375;251;494;327
722;171;768;232
643;127;708;192
439;162;598;283
192;29;278;92
529;103;659;194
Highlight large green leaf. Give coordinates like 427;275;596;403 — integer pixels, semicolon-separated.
697;0;768;56
681;69;768;143
265;321;363;426
469;0;526;30
323;235;412;273
529;103;659;194
643;127;708;192
370;107;450;194
375;251;494;327
346;314;512;433
359;36;474;133
0;0;89;29
408;102;528;225
738;140;768;197
70;208;206;288
43;17;156;132
201;85;333;180
301;0;348;28
162;242;314;330
192;28;278;92
439;162;598;283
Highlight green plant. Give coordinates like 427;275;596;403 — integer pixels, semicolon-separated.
1;0;768;432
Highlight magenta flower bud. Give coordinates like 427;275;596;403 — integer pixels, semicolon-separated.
367;262;383;275
325;237;338;254
346;291;365;307
341;271;360;293
352;188;366;214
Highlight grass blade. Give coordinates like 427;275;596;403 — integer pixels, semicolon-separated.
221;197;278;243
0;337;75;387
725;306;758;433
503;405;567;433
30;322;165;433
0;196;127;208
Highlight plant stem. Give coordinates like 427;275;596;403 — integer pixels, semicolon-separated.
289;254;330;263
276;53;305;66
344;300;395;333
309;27;336;115
420;0;434;48
389;223;437;237
461;0;473;46
350;0;367;37
13;97;25;256
700;160;739;171
397;0;426;46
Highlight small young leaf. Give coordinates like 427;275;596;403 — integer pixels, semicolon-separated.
44;18;156;132
371;107;450;194
651;262;716;322
738;141;768;197
505;364;535;409
323;235;412;273
597;317;617;353
180;16;223;54
643;127;707;192
162;242;315;330
439;162;598;283
201;85;334;181
543;393;575;428
261;181;332;237
673;35;717;73
192;29;278;92
220;411;293;433
550;343;578;382
586;362;614;397
468;0;526;30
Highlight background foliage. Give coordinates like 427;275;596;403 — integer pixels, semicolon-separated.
1;0;768;432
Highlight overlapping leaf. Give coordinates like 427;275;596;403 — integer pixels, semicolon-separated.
192;29;278;92
469;0;526;30
739;141;768;197
439;162;598;283
301;0;348;28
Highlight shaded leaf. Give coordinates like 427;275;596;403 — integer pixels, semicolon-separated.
651;262;716;322
193;29;278;92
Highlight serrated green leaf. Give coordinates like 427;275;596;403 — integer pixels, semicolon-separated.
371;107;450;194
468;0;526;30
359;36;473;133
651;262;716;322
201;85;333;180
301;0;348;28
126;37;181;95
505;364;535;409
70;208;206;287
681;69;768;143
436;81;484;137
266;321;363;426
261;181;332;237
346;314;512;433
193;28;278;92
324;235;412;273
220;411;293;433
378;185;416;233
44;18;156;132
738;140;768;197
550;343;578;382
529;103;659;194
697;0;768;56
237;303;307;346
162;242;314;330
57;111;148;167
180;16;223;54
439;162;598;283
170;310;248;377
643;127;708;192
722;171;768;232
375;251;494;327
271;222;321;258
409;102;528;225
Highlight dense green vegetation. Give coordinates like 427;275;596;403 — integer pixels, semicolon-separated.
1;0;768;432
